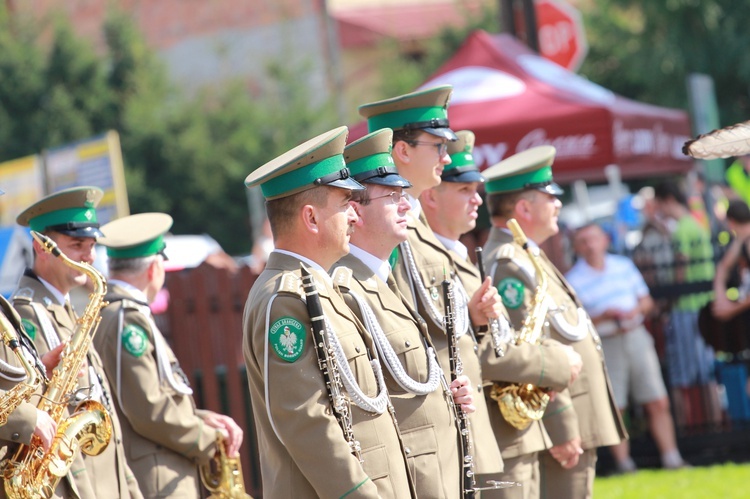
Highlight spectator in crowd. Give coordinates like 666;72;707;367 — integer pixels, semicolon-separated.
712;199;750;321
567;223;687;473
725;154;750;208
653;181;721;427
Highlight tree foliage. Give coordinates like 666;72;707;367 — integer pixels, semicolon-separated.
0;7;335;255
579;0;750;127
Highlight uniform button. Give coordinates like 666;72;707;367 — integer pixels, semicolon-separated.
404;447;411;455
477;384;483;393
11;433;19;441
355;346;361;353
405;340;411;348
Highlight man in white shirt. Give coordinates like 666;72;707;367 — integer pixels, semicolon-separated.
566;222;686;472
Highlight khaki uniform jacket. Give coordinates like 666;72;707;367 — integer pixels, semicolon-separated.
392;213;503;475
242;252;413;498
12;271;141;499
333;253;461;498
455;249;571;459
93;283;218;498
0;295;76;499
483;229;626;450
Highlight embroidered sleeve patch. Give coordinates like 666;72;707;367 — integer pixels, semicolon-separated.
498;277;525;309
21;319;36;341
122;324;149;357
269;316;306;362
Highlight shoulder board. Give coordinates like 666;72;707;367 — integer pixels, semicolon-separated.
276;271;303;297
331;266;353;291
11;287;34;302
119;298;144;311
498;243;515;260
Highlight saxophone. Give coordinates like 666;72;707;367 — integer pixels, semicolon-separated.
199;432;252;499
0;306;45;426
490;219;551;431
3;231;113;499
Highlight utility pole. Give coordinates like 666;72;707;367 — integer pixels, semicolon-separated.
499;0;539;52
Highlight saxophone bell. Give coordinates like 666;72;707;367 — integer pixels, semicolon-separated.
199;432;252;499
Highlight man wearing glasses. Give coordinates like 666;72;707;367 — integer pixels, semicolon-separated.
359;87;505;482
331;128;473;498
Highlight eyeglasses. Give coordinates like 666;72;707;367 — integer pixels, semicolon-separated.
406;140;449;157
370;191;408;205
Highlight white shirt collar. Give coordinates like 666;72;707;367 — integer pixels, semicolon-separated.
433;233;468;261
109;279;149;304
348;245;391;283
37;276;68;306
407;193;421;218
273;249;332;285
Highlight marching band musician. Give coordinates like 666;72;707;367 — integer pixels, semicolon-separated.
12;187;142;498
358;87;505;480
331;129;471;498
242;126;414;498
422;135;582;498
481;147;626;499
93;213;244;498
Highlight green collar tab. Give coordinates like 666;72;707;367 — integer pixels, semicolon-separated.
29;207;98;233
107;235;165;259
260;155;347;198
486;164;553;194
367;106;447;133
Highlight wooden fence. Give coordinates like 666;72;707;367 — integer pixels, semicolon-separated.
159;264;262;497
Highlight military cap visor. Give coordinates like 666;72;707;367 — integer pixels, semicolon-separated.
17;186;104;238
99;213;173;259
245;126;364;200
441;168;485;184
484;146;562;196
345;129;412;189
359;86;458;142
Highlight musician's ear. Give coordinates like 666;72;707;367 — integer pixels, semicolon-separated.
421;187;438;210
515;197;533;221
301;204;319;234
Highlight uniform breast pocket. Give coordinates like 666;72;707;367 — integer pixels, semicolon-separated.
387;328;426;381
338;331;376;396
569;369;590;398
400;424;445;498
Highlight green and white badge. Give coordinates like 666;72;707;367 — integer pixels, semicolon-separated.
122;324;149;357
498;277;525;309
21;319;36;340
269;316;306;362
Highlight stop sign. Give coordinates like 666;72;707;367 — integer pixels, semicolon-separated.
535;0;588;71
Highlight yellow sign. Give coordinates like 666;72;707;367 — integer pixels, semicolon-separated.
0;155;45;226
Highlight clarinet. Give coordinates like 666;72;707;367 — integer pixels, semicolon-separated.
300;264;363;463
475;247;507;358
442;277;476;499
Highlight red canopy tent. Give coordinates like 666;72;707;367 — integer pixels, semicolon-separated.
351;30;693;184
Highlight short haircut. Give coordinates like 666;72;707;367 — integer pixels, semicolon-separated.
266;186;330;239
108;255;157;275
392;128;426;145
486;189;536;218
726;199;750;223
653;181;688;207
351;185;373;206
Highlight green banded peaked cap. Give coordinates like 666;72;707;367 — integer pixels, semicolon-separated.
344;129;411;188
17;186;104;238
483;145;563;196
99;213;173;259
443;130;484;183
245;126;363;200
358;85;458;141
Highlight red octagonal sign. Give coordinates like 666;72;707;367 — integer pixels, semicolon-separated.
535;0;588;72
